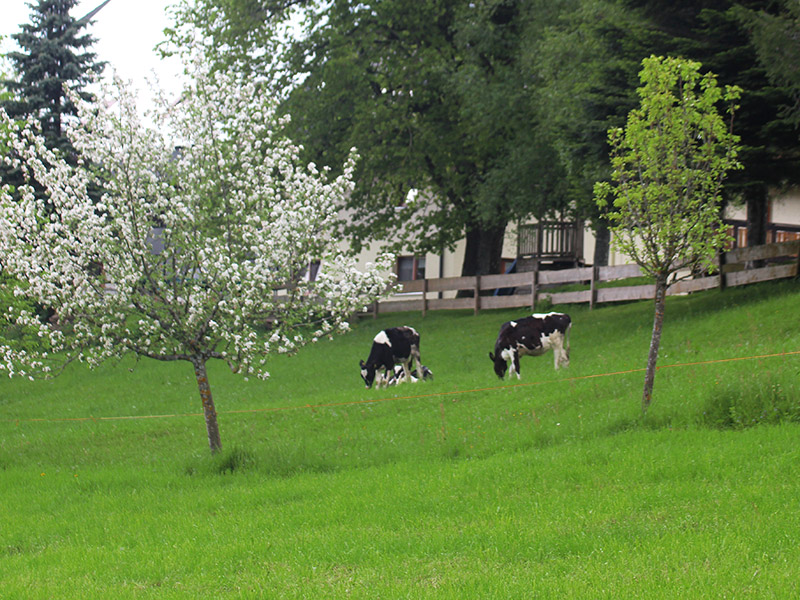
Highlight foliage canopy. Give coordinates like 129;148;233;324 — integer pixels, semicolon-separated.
168;0;570;277
596;56;742;278
595;55;742;411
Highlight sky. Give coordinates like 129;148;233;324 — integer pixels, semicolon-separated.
1;0;183;104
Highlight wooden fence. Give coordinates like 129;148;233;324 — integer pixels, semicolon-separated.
369;240;800;316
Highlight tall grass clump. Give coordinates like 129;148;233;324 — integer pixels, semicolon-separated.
184;445;259;476
702;370;800;429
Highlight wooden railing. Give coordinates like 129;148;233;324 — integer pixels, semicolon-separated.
724;219;800;249
369;240;800;316
517;221;584;261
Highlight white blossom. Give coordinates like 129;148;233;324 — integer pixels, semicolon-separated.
0;46;395;388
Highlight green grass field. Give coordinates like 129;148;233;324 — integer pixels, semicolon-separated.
2;279;800;598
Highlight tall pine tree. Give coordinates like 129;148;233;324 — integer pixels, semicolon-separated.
1;1;104;324
2;0;103;156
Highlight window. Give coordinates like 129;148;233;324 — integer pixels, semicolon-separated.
397;255;426;281
307;260;321;282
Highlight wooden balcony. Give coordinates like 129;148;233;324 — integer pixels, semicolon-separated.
517;221;584;266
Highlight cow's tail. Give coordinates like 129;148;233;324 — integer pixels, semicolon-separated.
565;320;571;361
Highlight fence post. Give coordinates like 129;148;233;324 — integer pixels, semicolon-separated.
422;278;428;317
474;275;481;315
537;222;544;259
530;262;539;312
718;251;727;291
590;265;599;309
795;242;800;278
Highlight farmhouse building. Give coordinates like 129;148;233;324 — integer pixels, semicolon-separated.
349;188;800;295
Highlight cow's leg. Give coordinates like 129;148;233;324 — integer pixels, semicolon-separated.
384;368;393;387
410;344;422;376
558;344;569;369
551;332;568;370
563;328;571;368
401;359;413;383
557;332;570;368
377;368;388;388
508;350;521;380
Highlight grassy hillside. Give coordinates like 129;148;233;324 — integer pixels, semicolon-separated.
1;279;799;598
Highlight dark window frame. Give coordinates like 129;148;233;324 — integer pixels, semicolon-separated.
396;255;426;281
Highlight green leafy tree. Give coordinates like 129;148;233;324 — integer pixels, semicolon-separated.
170;0;568;278
1;1;105;323
0;50;33;339
533;0;652;265
595;56;742;412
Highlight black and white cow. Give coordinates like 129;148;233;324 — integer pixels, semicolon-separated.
489;312;571;379
359;326;422;388
386;364;434;386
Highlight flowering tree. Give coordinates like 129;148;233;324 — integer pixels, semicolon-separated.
0;56;394;452
594;55;741;413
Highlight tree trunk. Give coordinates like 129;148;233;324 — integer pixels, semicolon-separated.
642;275;668;413
460;222;507;277
191;356;222;453
461;227;482;279
593;219;610;267
457;222;507;297
745;183;768;248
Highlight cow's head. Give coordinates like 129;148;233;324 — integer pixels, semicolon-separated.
360;359;376;388
488;351;508;379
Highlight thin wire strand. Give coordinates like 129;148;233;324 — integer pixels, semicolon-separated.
6;350;798;425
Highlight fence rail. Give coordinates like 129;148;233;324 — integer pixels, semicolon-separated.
369;240;800;316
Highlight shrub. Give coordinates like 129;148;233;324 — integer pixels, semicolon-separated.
702;374;800;429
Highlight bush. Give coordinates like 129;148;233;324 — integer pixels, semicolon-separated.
701;374;800;429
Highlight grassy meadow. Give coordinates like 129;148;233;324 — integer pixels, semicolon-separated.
1;279;800;598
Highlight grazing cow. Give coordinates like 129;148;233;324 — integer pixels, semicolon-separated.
359;326;422;388
386;364;434;386
489;312;571;379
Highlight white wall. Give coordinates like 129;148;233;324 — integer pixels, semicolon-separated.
582;222;633;267
348;189;800;283
771;189;800;224
724;188;800;224
350;241;464;280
